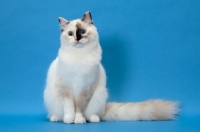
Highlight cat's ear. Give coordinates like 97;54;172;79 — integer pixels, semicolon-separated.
58;17;69;31
81;11;93;24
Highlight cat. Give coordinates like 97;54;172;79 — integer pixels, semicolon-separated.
44;11;179;124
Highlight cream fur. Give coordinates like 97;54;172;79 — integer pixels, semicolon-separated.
102;100;179;121
44;12;179;124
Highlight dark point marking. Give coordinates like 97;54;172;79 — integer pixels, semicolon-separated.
75;23;86;41
76;28;82;41
59;18;67;32
81;11;93;24
88;12;92;20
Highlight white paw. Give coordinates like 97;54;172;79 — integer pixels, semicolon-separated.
74;114;86;124
90;115;100;123
50;115;59;122
63;113;75;124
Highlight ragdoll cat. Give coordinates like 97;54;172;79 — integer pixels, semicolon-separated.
44;11;179;124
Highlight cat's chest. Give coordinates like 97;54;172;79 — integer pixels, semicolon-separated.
57;59;99;88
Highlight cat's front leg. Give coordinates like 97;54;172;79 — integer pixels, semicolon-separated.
59;88;75;124
74;89;94;124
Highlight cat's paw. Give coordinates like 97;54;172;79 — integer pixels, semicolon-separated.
74;113;86;124
90;115;100;123
50;115;59;122
63;113;75;124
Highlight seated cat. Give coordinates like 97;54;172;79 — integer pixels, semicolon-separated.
44;11;179;124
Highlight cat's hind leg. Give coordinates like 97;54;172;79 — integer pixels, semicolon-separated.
83;86;108;123
50;115;60;122
44;86;64;122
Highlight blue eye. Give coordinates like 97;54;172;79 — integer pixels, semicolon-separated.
68;31;73;36
81;29;86;34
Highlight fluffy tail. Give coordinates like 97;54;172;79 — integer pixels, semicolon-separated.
101;99;179;121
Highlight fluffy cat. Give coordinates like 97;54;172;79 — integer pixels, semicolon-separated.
44;11;179;124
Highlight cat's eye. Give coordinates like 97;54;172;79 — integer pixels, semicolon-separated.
81;29;86;34
68;31;73;36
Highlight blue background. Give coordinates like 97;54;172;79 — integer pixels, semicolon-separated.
0;0;200;131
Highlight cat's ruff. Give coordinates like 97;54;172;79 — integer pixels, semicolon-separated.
44;11;179;124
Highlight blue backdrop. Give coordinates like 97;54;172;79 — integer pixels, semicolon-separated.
0;0;200;131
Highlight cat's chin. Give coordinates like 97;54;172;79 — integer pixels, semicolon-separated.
73;42;85;48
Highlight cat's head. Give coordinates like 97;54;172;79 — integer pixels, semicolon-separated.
58;11;98;49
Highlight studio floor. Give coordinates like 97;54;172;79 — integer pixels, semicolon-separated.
1;114;200;132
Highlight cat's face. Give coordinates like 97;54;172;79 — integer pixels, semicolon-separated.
59;12;98;49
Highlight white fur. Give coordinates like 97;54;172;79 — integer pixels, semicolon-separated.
44;13;179;124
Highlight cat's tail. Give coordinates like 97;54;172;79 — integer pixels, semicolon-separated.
101;99;179;121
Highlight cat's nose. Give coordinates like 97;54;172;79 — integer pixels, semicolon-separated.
74;38;78;42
